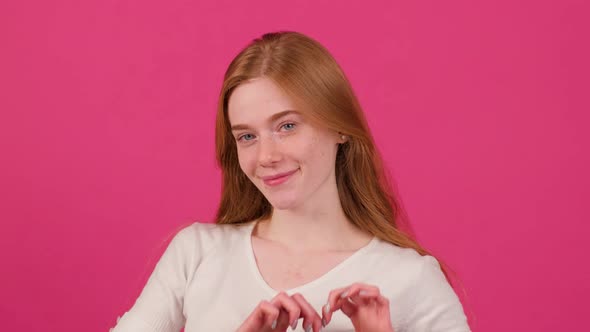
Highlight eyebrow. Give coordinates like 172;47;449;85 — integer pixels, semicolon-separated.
230;110;300;131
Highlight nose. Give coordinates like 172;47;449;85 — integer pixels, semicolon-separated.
257;134;282;166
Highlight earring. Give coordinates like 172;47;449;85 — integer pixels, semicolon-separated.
341;135;347;141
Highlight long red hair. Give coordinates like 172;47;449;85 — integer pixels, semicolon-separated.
214;31;456;284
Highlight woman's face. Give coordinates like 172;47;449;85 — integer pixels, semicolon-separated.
227;77;342;211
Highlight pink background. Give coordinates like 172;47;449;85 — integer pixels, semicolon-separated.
1;0;588;331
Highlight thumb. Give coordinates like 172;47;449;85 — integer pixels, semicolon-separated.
340;297;357;318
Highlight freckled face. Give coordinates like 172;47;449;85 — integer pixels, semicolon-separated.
227;77;341;211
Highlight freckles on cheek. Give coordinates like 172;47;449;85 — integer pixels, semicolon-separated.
237;152;256;176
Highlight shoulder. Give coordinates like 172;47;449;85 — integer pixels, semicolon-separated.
370;239;441;273
368;241;470;331
177;221;252;238
168;221;252;256
367;239;448;290
154;221;253;282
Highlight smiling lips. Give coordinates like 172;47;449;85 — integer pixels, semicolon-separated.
261;169;298;186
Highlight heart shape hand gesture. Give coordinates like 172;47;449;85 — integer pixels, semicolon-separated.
236;283;394;332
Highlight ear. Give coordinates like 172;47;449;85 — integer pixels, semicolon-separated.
337;132;349;144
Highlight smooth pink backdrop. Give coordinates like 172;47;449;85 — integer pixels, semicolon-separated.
1;0;588;331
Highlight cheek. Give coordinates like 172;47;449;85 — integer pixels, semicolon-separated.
237;149;256;175
295;142;330;172
304;135;334;161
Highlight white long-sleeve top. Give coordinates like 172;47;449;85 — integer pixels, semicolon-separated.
111;222;470;331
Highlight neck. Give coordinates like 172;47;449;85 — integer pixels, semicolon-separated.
254;195;373;253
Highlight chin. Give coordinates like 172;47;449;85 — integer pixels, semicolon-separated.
266;195;300;211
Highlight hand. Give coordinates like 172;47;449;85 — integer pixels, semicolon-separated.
237;292;323;332
322;283;394;332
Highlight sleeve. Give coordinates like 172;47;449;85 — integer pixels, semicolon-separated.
403;255;471;332
111;225;200;332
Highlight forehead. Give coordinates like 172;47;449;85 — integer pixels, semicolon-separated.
227;77;298;124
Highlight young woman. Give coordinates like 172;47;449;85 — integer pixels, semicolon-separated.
111;31;470;332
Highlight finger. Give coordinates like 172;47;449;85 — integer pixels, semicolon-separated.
324;283;380;324
376;295;390;308
329;284;381;322
237;300;280;331
345;283;380;299
344;292;393;327
322;286;349;325
354;290;390;308
275;309;291;330
270;292;302;329
343;284;380;305
291;293;323;332
349;288;381;307
259;301;282;329
338;295;357;318
336;292;383;319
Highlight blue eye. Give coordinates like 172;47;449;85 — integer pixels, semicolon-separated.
238;134;255;141
281;123;296;131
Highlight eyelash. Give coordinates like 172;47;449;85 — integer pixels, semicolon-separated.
237;133;255;142
236;122;297;142
281;122;296;131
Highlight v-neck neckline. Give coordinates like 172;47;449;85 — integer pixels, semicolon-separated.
243;221;378;295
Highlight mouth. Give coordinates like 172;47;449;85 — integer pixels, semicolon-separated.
261;169;298;186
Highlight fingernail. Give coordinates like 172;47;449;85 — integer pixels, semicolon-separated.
322;317;327;327
291;319;297;330
271;319;277;329
340;290;349;298
359;290;368;296
304;324;311;332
